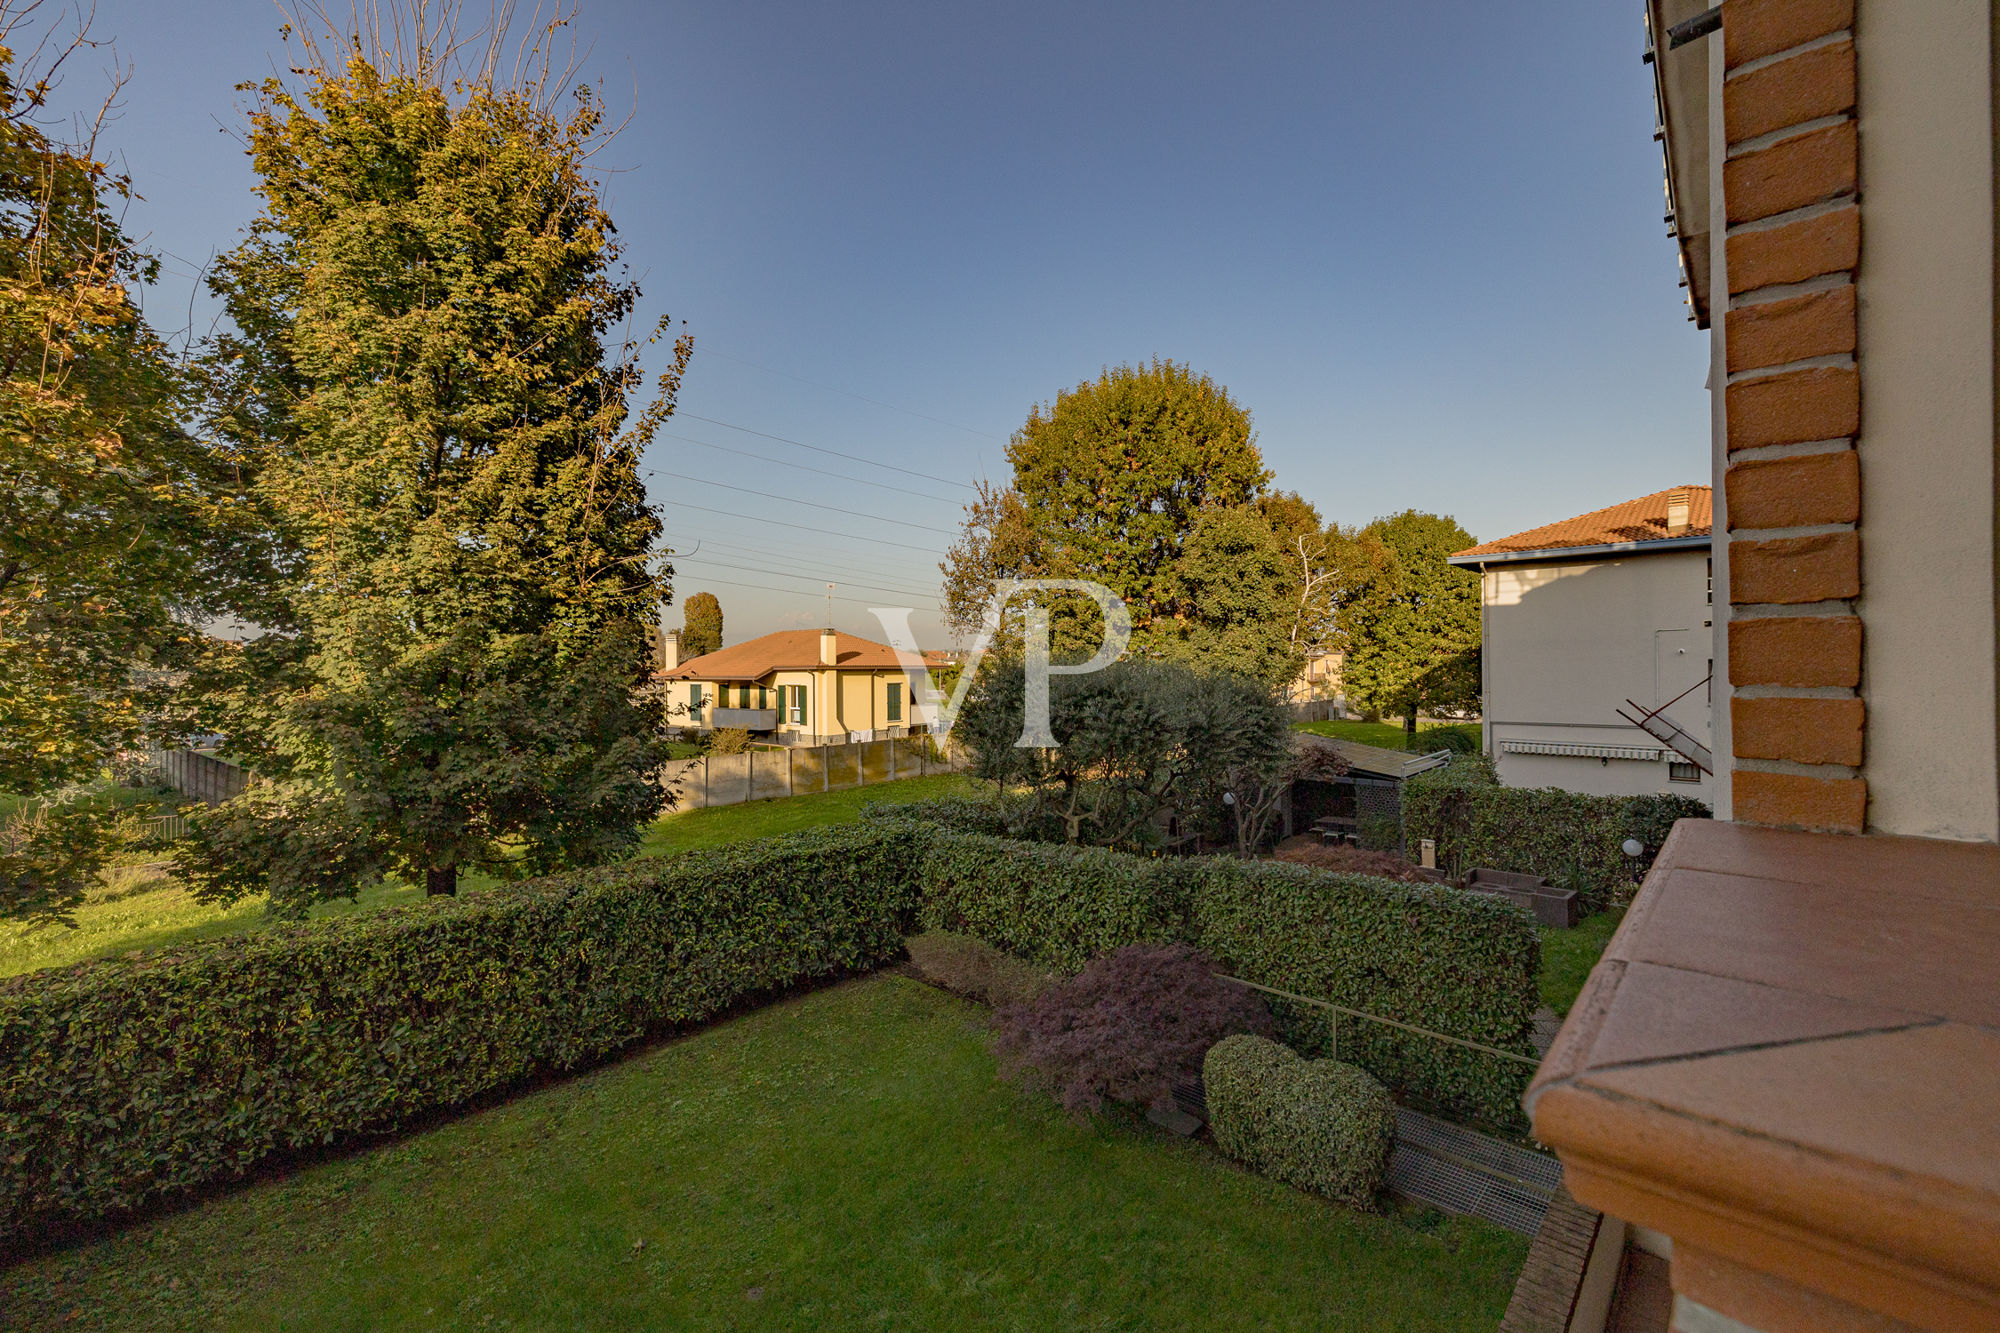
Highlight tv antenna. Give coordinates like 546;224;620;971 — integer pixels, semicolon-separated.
826;583;835;628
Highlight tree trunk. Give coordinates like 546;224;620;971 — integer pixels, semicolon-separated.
1404;711;1418;736
425;865;457;897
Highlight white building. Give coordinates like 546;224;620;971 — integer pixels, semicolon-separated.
1448;486;1715;804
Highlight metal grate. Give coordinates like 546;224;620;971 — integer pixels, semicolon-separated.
1532;1009;1565;1056
1387;1108;1563;1237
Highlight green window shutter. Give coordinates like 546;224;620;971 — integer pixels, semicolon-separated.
798;684;809;727
886;682;901;722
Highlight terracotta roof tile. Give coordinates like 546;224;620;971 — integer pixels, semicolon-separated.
1452;486;1713;560
659;629;913;681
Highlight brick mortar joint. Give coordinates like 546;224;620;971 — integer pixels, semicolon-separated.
1725;195;1856;238
1734;756;1861;779
1735;684;1858;700
1727;438;1855;463
1730;273;1853;308
1723;30;1854;82
1726;352;1855;384
1725;353;1855;386
1728;601;1857;618
1724;112;1855;161
1729;522;1856;541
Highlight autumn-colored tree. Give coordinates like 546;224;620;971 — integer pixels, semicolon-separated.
0;5;218;918
181;7;691;908
681;591;722;659
1337;511;1482;734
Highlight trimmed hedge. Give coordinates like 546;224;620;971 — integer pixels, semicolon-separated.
1402;757;1709;911
918;833;1193;972
2;813;1543;1241
915;832;1540;1125
862;795;1015;838
1204;1034;1395;1209
0;823;924;1246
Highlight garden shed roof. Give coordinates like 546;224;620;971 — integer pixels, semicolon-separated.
1300;733;1451;782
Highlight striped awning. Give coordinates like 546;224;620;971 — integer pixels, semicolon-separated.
1499;739;1663;762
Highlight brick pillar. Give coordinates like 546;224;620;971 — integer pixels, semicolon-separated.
1718;0;1867;831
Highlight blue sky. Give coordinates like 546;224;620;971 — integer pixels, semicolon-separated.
87;0;1707;646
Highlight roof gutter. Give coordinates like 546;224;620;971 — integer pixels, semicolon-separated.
1447;533;1712;568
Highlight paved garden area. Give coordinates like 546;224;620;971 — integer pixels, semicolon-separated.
2;975;1527;1331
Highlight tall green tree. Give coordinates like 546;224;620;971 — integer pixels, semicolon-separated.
941;361;1296;683
0;6;217;918
1337;511;1482;734
681;591;722;659
182;16;691;908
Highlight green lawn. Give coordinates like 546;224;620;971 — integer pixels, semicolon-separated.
1538;909;1625;1016
0;782;182;823
0;975;1527;1331
638;772;977;855
0;774;979;980
1292;718;1481;752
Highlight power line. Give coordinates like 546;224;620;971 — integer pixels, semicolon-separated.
653;497;944;554
699;347;1006;443
677;413;979;492
675;553;938;603
663;525;941;583
679;547;938;598
646;468;959;536
657;431;962;505
673;574;940;612
665;531;942;591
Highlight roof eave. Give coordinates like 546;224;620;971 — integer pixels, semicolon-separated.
1649;0;1717;328
1448;533;1713;567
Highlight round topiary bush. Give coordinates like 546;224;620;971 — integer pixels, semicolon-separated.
1204;1033;1397;1209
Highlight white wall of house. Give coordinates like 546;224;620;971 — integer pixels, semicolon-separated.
1853;1;1999;841
1475;548;1716;803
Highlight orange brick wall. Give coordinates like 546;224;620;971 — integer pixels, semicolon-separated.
1718;0;1865;831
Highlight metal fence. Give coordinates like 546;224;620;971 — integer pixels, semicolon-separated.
1219;974;1544;1070
660;736;966;810
142;813;190;843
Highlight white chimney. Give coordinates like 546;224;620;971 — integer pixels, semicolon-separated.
819;628;838;667
659;627;681;671
1665;489;1691;535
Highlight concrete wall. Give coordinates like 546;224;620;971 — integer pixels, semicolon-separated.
1854;1;2000;840
148;749;251;807
1479;550;1716;803
661;737;966;810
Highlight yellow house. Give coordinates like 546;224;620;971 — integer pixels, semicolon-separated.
654;627;926;746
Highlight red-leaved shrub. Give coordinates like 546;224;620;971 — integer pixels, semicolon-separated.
992;942;1272;1115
